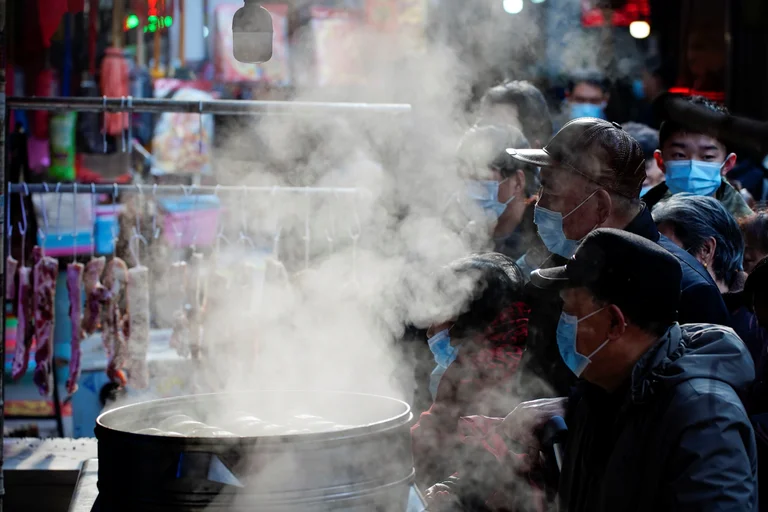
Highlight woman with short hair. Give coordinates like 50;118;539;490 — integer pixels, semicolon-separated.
411;252;531;507
652;193;745;294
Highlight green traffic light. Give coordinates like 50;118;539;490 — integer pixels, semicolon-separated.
164;16;173;27
125;14;140;30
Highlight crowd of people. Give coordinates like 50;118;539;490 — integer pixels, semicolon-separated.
407;74;768;512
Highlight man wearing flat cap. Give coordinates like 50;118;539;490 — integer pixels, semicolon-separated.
507;117;729;397
503;228;757;512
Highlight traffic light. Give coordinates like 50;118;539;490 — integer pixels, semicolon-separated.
125;14;140;30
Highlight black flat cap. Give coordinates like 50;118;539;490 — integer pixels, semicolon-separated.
532;228;683;326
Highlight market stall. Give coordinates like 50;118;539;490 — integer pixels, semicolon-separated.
1;94;424;512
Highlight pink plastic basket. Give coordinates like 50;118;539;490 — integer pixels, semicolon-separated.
159;196;221;248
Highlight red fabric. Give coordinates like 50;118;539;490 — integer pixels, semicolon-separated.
36;0;85;49
411;302;530;486
22;0;84;55
38;1;69;49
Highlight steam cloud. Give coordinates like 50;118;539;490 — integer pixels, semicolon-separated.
99;3;634;508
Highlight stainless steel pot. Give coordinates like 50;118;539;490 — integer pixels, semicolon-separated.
95;390;414;511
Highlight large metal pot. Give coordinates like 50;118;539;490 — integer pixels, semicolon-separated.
95;390;414;511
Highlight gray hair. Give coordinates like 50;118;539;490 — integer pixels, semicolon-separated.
652;194;744;285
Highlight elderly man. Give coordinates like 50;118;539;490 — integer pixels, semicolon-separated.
507;117;729;396
506;228;757;512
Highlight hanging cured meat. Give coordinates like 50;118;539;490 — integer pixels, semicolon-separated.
188;253;205;360
102;258;130;386
126;265;150;389
6;256;18;300
31;246;59;397
65;262;85;395
11;266;34;380
82;256;108;335
169;261;190;357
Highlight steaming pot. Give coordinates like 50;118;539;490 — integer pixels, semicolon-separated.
95;390;415;511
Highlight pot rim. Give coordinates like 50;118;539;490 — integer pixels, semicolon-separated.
95;389;412;444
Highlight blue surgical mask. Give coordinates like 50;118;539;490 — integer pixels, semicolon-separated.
569;102;606;120
556;308;609;377
640;185;653;197
664;159;725;196
427;328;459;399
534;190;599;258
428;328;459;368
467;180;514;220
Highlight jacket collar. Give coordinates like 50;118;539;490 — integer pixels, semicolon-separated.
629;324;682;404
623;206;660;243
645;180;752;219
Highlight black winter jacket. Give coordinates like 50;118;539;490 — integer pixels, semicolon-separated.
520;206;730;397
559;323;758;512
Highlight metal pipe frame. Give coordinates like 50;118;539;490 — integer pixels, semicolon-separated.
7;97;412;116
1;0;7;507
8;183;364;196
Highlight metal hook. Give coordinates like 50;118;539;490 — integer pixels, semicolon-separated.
236;185;257;251
270;186;281;258
120;96;127;152
348;211;361;241
151;184;160;239
38;183;51;253
127;96;134;154
6;182;12;243
240;185;248;232
72;182;78;261
212;185;228;255
135;183;143;235
198;100;204;154
55;182;63;241
129;229;148;268
19;183;29;261
19;183;29;234
191;187;199;249
325;228;334;255
111;183;118;256
272;225;282;259
102;96;108;153
90;183;96;259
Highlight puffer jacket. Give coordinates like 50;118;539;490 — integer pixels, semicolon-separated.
559;323;758;512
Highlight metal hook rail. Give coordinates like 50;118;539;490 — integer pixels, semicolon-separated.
8;183;363;195
7;97;412;116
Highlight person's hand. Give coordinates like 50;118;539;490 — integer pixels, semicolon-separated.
500;397;567;450
424;483;460;511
